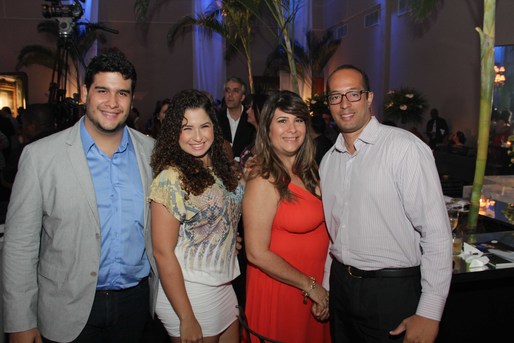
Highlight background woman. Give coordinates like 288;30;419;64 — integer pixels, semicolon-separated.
239;94;262;169
243;90;331;343
148;89;244;343
147;98;171;139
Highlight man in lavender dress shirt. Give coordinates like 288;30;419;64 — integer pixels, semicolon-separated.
319;64;452;343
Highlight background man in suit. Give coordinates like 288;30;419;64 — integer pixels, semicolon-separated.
425;108;449;149
217;77;255;159
2;51;157;342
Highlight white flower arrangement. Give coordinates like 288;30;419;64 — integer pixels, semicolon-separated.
383;87;428;124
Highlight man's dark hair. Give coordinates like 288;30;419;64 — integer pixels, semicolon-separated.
84;50;137;92
326;64;371;93
1;106;12;115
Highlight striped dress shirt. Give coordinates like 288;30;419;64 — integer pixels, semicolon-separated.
320;116;452;321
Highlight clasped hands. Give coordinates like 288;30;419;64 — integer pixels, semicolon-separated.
309;283;329;322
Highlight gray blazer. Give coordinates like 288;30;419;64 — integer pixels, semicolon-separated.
1;120;157;342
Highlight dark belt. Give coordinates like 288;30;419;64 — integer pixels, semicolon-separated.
96;276;148;295
344;264;420;279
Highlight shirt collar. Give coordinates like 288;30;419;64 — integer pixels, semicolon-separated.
226;105;244;119
80;117;130;155
332;116;380;154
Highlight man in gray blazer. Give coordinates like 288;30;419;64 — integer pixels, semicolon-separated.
2;51;157;342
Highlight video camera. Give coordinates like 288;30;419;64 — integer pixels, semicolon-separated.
41;0;84;36
42;0;84;20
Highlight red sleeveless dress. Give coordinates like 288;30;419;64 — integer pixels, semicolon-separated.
244;183;331;343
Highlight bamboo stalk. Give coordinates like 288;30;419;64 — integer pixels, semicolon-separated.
467;0;496;231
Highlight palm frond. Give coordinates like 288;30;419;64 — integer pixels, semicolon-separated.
264;39;309;80
74;28;107;66
16;45;56;71
167;13;228;47
264;44;289;76
225;42;239;62
135;0;174;22
37;20;59;36
134;0;151;21
234;0;261;17
307;29;341;76
408;0;441;24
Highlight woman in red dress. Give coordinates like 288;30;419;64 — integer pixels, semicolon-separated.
243;91;331;343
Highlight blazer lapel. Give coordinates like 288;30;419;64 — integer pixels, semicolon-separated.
65;120;100;226
217;111;232;143
129;129;153;226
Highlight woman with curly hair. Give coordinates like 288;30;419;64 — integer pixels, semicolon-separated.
148;89;244;343
243;91;331;342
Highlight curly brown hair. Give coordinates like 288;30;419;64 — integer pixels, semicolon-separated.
150;89;239;196
250;90;319;201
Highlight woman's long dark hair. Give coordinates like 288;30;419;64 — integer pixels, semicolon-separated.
151;89;238;196
250;90;319;201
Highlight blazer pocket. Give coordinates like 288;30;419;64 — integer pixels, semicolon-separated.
38;261;68;282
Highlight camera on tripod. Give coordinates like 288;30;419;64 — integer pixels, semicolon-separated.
42;0;84;20
42;0;84;36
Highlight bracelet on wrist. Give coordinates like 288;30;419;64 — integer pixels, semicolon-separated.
301;276;317;304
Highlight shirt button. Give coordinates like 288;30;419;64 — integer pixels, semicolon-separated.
96;233;100;239
90;272;97;277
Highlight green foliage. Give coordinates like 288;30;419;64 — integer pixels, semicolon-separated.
264;29;341;77
307;29;341;77
237;0;302;93
138;0;258;92
134;0;150;21
264;39;308;77
16;45;55;70
383;87;428;125
264;28;341;97
168;13;228;47
306;93;330;116
408;0;441;23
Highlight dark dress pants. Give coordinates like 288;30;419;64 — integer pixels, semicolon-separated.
43;278;149;343
329;260;421;343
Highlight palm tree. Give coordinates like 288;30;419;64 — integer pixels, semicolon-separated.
410;0;496;231
135;0;304;94
236;0;302;94
263;29;341;97
135;0;259;93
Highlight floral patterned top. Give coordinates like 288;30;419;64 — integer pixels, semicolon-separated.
148;167;244;286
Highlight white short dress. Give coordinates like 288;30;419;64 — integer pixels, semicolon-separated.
148;168;244;337
155;281;238;337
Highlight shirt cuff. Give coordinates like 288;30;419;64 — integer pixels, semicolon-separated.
416;292;448;321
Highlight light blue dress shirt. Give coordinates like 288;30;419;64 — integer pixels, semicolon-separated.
80;119;150;290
